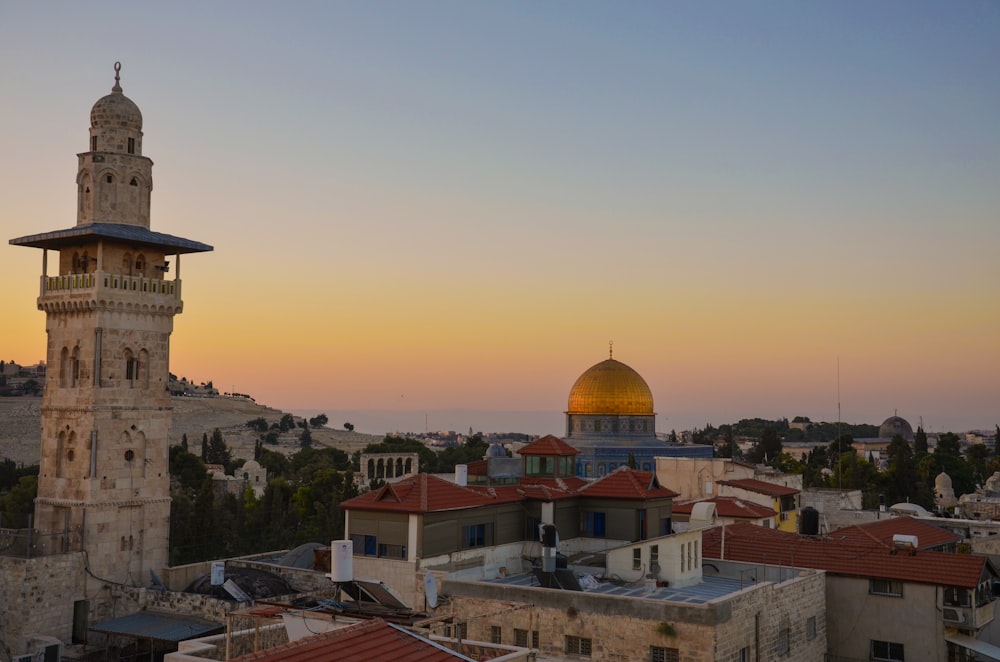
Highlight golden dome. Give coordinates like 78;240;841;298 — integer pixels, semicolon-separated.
567;358;654;415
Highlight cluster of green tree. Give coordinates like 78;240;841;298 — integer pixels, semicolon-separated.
169;431;356;565
0;459;39;527
0;378;42;396
691;418;878;445
744;425;1000;512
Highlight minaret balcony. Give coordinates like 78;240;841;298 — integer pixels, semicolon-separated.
38;271;182;313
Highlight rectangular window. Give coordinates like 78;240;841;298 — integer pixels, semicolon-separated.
943;586;972;607
633;548;642;570
806;616;816;640
871;640;904;661
377;542;406;560
650;545;659;570
461;523;493;549
490;626;502;644
565;635;592;657
532;630;539;648
650;646;679;662
91;136;97;151
350;533;377;557
127;137;135;154
514;629;528;647
739;647;750;662
581;511;606;537
869;579;903;597
777;628;789;655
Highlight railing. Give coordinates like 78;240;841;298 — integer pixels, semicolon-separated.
41;271;178;297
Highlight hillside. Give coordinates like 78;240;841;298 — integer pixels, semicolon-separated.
0;396;381;467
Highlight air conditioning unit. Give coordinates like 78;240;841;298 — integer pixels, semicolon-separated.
942;608;967;624
13;654;34;662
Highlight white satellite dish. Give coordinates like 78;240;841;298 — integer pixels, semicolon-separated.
424;572;438;609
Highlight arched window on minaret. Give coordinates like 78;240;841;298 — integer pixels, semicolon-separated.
122;252;132;275
70;346;80;387
124;349;138;386
138;349;149;388
79;171;92;217
135;254;146;276
60;347;69;387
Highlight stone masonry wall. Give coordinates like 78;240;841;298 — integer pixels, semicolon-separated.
0;552;86;655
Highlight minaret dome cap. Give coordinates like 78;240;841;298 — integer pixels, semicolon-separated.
90;62;142;131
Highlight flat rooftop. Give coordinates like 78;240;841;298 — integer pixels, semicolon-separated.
487;571;754;605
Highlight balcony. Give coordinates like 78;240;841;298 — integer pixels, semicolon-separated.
38;271;182;313
942;597;996;631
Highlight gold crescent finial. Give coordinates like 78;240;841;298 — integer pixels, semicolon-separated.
112;61;123;93
609;340;613;359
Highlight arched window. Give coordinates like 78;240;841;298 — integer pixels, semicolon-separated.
405;458;413;474
367;458;375;480
138;349;149;388
70;347;80;387
124;349;138;385
385;458;394;478
122;252;133;274
135;254;146;275
376;458;385;479
57;430;67;478
60;347;69;387
396;458;404;476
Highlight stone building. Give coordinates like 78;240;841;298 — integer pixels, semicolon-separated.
6;63;211;653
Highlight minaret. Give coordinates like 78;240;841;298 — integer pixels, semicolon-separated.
9;63;212;585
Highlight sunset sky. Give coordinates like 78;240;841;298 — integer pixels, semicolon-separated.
2;2;997;434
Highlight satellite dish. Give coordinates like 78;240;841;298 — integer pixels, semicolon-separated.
424;572;438;609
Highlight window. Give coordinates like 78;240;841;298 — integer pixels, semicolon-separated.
869;579;903;597
106;174;113;183
91;136;98;151
581;511;606;537
350;533;376;556
650;545;659;570
461;523;493;549
650;646;679;662
943;586;971;607
490;626;502;644
870;639;904;661
633;548;642;570
377;543;406;560
739;647;750;662
806;616;816;640
532;630;539;648
514;629;528;647
777;628;789;655
526;456;552;476
455;622;467;639
565;635;592;657
127;138;135;154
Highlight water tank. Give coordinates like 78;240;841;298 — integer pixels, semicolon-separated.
328;540;354;583
210;561;225;586
800;506;820;536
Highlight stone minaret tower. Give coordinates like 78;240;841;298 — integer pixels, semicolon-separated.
10;63;212;585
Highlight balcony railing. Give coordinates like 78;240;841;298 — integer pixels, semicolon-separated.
40;271;178;299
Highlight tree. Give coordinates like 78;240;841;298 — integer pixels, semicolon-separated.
169;445;208;491
308;414;329;428
201;432;208;461
246;417;269;433
20;379;41;396
181;433;189;451
205;428;231;465
299;426;313;448
936;432;962;458
279;413;296;432
914;426;928;455
343;422;355;432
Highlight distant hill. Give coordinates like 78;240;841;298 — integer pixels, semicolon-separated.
0;396;380;467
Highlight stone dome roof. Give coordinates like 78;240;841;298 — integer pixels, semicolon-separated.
90;64;142;130
878;415;914;442
567;358;654;416
485;442;507;459
935;471;953;489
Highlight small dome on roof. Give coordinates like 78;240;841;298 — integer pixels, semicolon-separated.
878;415;914;442
935;471;953;489
485;442;507;459
90;62;142;131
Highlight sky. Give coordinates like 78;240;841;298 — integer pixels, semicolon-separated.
1;2;998;435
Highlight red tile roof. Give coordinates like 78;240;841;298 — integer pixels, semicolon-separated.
702;521;990;589
340;473;522;513
832;517;960;551
232;618;472;662
717;478;799;497
577;467;678;500
517;434;580;456
672;497;775;520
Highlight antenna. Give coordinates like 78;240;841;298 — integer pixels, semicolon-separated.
837;356;842;490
